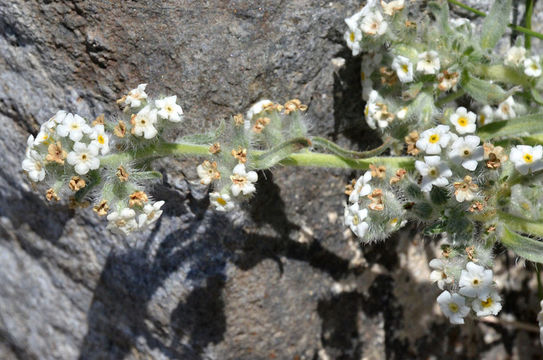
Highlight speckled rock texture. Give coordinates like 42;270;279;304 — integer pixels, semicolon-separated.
1;1;542;359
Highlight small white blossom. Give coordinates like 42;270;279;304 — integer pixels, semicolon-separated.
364;90;380;129
230;163;258;196
360;11;388;36
89;124;110;155
33;128;54;146
107;208;139;235
349;171;372;203
246;99;273;120
67;142;100;175
496;96;516;120
459;262;493;299
396;107;408;120
505;46;526;66
510;145;543;174
344;202;369;238
131;105;158;139
124;84;148;108
56;113;92;142
472;291;502;317
344;27;363;56
196;161;220;185
210;192;235;212
478;105;494;126
450;107;476;134
416;51;440;75
449;135;484;171
429;258;453;290
524;56;542;77
380;0;404;16
42;110;67;131
155;95;183;122
138;201;165;229
391;56;414;83
437;291;470;324
415;156;452;192
22;150;46;182
416;125;452;154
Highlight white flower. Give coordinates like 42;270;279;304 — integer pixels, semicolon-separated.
437;291;470;324
472;291;502;317
448;136;484;171
33;128;54;146
360;11;388;36
510;145;543;174
415;156;452;192
416;51;440;75
89;124;110;155
391;56;414;83
380;0;404;16
429;258;453;290
349;171;372;203
459;262;493;299
210;192;235;212
344;202;369;238
496;96;516;120
67;142;100;175
107;208;139;235
344;27;363;56
124;84;148;108
131;105;158;139
230;163;258;196
22;150;45;182
42;110;67;131
364;90;380;129
56;113;92;142
478;105;494;126
505;46;526;66
450;107;476;134
416;125;452;154
196;160;220;185
524;56;542;77
246;99;273;120
396;107;408;120
138;201;165;229
155;95;183;122
25;135;35;156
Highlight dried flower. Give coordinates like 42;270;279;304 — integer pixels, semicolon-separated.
368;189;384;211
93;200;109;216
116;165;129;182
405;131;420;156
369;164;386;179
129;191;148;208
114;120;127;138
231;147;247;164
209;143;221;154
45;188;60;202
390;168;407;185
69;176;86;192
46;142;67;165
284;99;307;114
233;113;244;126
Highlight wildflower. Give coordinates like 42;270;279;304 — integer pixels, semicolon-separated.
416;51;440;75
130;105;158;139
379;66;398;86
437;291;470;324
45;188;60;202
453;176;478;202
369;164;386;179
472;291;502;317
459;262;493;299
469;201;484;212
368;188;384;211
391;56;414;83
196;160;221;185
416;125;451;154
67;142;100;175
106;208;139;235
284;99;308;114
114;120;127;138
209;143;221;154
210;192;235;212
252;117;270;133
483;143;507;169
34;128;53;146
92;114;105;126
262;102;284;112
231;147;247;163
390;168;407;184
349;171;372;203
116;165;129;182
496;96;516;120
46;110;67;128
45;142;67;164
429;258;453;290
93;200;109;216
361;11;388;36
510;145;543;174
344;202;369;238
405;130;420;155
380;0;404;16
138;201;165;229
396;107;408;120
478;105;494;126
119;83;147;108
156;95;184;122
56;113;92;142
69;176;86;191
505;46;526;66
89;124;110;155
364;90;380;129
344;27;363;56
524;56;542;77
128;191;148;208
230;163;258;196
373;103;395;128
415;156;452;192
449;135;484;171
22;150;45;182
233;113;244;126
437;70;459;92
246;100;273;120
450;107;476;134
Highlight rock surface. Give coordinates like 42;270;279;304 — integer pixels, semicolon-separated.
0;1;542;359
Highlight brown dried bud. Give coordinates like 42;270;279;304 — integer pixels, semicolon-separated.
92;114;105;126
93;200;109;216
405;131;420;156
209;143;221;154
129;191;148;208
233;113;244;126
69;176;86;192
284;99;308;114
231;147;247;164
369;164;386;179
45;188;60;202
116;165;129;182
390;168;407;185
45;142;67;165
114;120;127;138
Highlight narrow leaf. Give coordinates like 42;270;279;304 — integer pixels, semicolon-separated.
477;113;543;140
251;137;312;169
462;74;510;104
499;211;543;238
501;225;543;264
480;0;512;49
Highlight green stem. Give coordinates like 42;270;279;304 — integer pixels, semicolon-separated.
436;89;466;107
525;0;535;49
311;136;393;159
447;0;543;41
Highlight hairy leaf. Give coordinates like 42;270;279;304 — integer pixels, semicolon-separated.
501;225;543;264
480;0;512;49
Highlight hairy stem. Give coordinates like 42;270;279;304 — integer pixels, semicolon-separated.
525;0;535;49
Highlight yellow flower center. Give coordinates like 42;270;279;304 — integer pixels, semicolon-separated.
361;71;365;81
448;303;459;313
81;154;88;160
429;168;438;177
166;105;173;112
352;214;360;225
524;153;533;163
481;297;493;308
457;116;468;127
390;218;398;225
429;134;439;144
364;105;369;117
98;135;105;144
472;279;479;286
532;63;539;70
350;32;355;42
401;64;409;73
480;114;485;125
217;197;227;206
71;124;79;130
